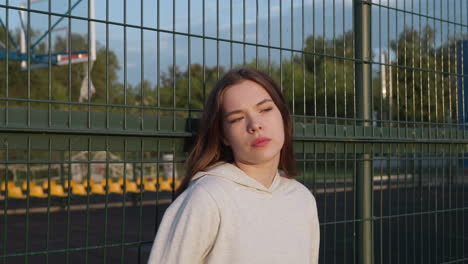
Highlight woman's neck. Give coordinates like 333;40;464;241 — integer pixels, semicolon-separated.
234;158;279;188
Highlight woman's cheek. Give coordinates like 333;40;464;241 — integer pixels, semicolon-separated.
229;126;244;146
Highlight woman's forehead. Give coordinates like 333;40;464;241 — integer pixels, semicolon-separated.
222;80;272;109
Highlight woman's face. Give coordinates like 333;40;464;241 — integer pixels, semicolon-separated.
221;80;285;166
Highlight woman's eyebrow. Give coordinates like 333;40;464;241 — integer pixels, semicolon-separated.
224;98;273;118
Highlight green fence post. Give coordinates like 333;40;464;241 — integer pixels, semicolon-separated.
353;0;373;263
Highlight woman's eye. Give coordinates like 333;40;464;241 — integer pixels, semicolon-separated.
261;107;273;113
229;117;243;123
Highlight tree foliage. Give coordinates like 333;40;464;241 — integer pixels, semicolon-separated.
389;26;459;122
0;25;462;124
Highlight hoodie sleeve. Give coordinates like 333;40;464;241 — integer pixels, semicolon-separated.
148;184;220;264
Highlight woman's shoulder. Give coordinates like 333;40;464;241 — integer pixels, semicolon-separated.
279;175;317;203
279;177;319;218
167;177;224;213
176;175;230;205
189;171;234;190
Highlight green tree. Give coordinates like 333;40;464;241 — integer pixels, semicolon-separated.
157;64;224;116
300;32;355;119
389;26;457;123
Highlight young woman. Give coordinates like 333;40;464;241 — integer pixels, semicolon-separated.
148;68;320;264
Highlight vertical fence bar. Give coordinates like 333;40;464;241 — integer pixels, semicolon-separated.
301;0;305;136
171;139;175;200
140;0;144;132
387;144;392;264
395;0;400;138
157;0;161;131
105;0;109;130
2;0;10;264
67;0;72;130
153;139;161;235
377;0;383;258
4;0;9;128
242;0;246;65
267;0;271;74
279;0;282;91
323;143;328;264
3;144;9;262
397;143;401;263
65;139;72;264
343;0;348;126
291;0;294;116
255;0;258;69
403;0;408;139
26;0;30;130
123;0;128;132
103;137;110;263
121;138;128;263
137;140;144;264
25;137;30;264
433;0;438;138
217;1;225;78
460;2;466;260
332;0;337;134
378;0;382;134
322;0;326;132
47;0;52;129
379;143;384;264
85;139;91;264
420;143;424;263
404;141;409;263
333;142;337;264
229;0;232;68
447;1;453;139
138;139;144;250
454;10;461;260
343;143;348;264
429;144;433;263
352;143;357;263
173;0;176;130
188;0;192;120
353;0;373;263
46;139;51;264
87;0;92;129
202;0;206;102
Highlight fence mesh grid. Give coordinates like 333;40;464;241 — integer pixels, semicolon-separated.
0;0;466;263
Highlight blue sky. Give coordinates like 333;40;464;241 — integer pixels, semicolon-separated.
0;0;467;86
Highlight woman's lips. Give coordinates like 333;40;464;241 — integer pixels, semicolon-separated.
251;137;271;147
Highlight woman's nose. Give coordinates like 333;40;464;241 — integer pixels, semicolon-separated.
247;118;262;133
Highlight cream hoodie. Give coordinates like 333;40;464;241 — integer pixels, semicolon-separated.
148;162;320;264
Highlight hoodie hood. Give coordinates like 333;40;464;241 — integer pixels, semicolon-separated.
190;162;283;194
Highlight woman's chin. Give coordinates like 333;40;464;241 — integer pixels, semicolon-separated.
241;153;281;166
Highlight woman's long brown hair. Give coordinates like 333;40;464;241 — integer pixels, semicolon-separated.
175;68;298;198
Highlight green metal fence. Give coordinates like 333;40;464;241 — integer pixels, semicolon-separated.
0;0;467;263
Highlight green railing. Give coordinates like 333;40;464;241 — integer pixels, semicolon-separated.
0;0;467;263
